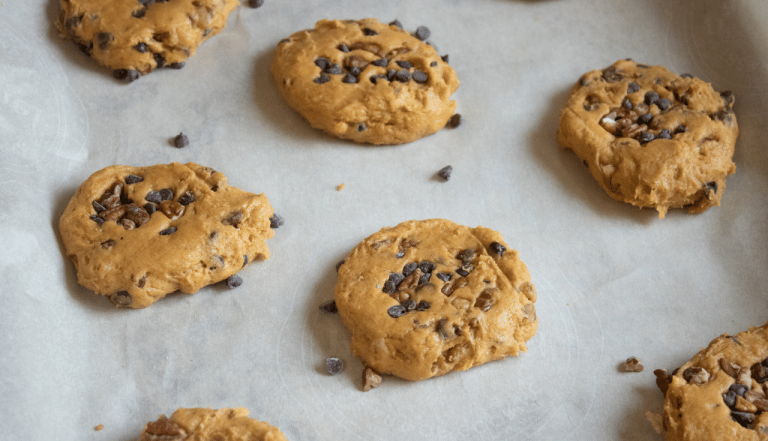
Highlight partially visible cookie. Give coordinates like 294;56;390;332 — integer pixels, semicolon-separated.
140;407;287;441
59;162;274;308
57;0;239;82
334;219;537;382
557;59;738;218
657;322;768;440
271;19;459;145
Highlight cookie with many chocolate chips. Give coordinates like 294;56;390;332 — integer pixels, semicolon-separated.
271;18;459;145
140;407;287;441
59;162;274;308
334;219;537;382
57;0;239;82
557;59;738;218
655;322;768;440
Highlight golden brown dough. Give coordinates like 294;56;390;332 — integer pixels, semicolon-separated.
140;407;287;441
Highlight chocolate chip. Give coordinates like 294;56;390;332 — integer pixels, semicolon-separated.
418;261;435;273
644;91;659;105
394;69;411;82
441;54;449;64
489;241;506;257
388;305;406;318
338;43;350;53
638;113;653;125
386;69;397;81
109;291;132;307
680;73;693;79
627;82;640;94
731;411;755;428
178;191;194;206
348;67;361;77
418;272;432;285
657;129;672;139
168;62;185;69
371;58;388;67
412;70;428;84
172;132;189;148
145;191;161;204
356;123;366;132
336;260;345;272
383;273;405;294
92;201;106;213
315;57;331;70
674;124;687;134
389;19;403;29
226;274;243;288
90;214;105;226
457;249;475;264
113;69;140;83
402;262;417;277
752;362;768;383
437;165;453;181
134;42;148;53
447;113;461;128
416;301;431;311
414;26;430;41
325;64;343;75
723;388;738;408
326;357;343;375
242;255;248;267
401;299;416;311
638;131;655;143
159;188;174;201
153;53;166;68
369;74;385;84
270;214;284;229
159;227;176;235
125;175;143;185
362;28;378;36
436;272;452;282
319;300;338;313
602;67;623;83
396;60;412;69
314;74;330;84
94;32;113;50
132;9;146;18
342;73;357;84
248;0;264;7
704;181;718;194
621;97;633;110
656;98;671;110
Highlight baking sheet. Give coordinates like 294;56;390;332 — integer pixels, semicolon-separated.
2;0;768;439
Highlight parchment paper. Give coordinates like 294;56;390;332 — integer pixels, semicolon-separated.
2;1;768;440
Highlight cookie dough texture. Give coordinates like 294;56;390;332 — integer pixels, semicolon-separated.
334;219;537;381
661;322;768;440
557;59;738;218
271;19;459;145
140;407;287;441
59;162;274;308
57;0;239;77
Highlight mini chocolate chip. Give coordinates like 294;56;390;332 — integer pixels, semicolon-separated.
723;388;738;408
270;214;284;228
335;259;345;272
412;70;428;84
386;69;397;81
338;43;350;53
401;299;416;311
394;69;411;82
430;61;438;67
644;91;659;105
90;214;105;226
178;191;194;206
627;82;640;94
362;28;378;36
357;123;366;132
125;175;143;184
680;73;693;79
248;0;264;7
92;201;106;213
731;411;755;428
315;74;330;84
704;181;718;194
315;57;331;70
159;188;174;201
621;97;633;110
383;273;404;294
489;241;506;256
436;272;452;282
388;305;406;318
456;268;469;277
153;53;166;68
319;300;338;313
674;124;687;134
414;26;430;41
389;19;403;29
396;60;412;69
418;261;435;273
371;58;388;67
447;113;461;128
226;274;243;288
134;42;148;53
159;227;177;235
638;131;655;143
731;383;749;397
395;252;404;258
132;9;146;18
168;62;185;69
402;262;417;276
325;64;343;75
416;301;430;311
242;255;249;267
342;73;357;84
437;165;453;181
657;129;672;139
173;132;189;148
110;291;132;307
656;98;671;110
326;357;343;374
638;113;653;125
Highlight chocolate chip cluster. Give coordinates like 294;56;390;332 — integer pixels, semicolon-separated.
717;357;768;429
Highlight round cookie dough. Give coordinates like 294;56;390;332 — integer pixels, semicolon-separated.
557;59;738;218
140;407;287;441
656;322;768;440
59;162;274;308
271;18;460;145
334;219;538;382
57;0;239;81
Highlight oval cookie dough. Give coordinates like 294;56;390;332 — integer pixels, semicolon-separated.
59;162;274;308
334;219;538;382
656;322;768;440
271;18;460;145
557;59;738;218
140;407;287;441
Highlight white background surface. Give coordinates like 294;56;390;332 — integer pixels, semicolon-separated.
2;0;767;440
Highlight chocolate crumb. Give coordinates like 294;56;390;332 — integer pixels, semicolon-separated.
447;113;461;128
437;165;453;181
226;274;243;288
270;214;284;229
621;356;644;372
172;132;189;148
326;357;344;375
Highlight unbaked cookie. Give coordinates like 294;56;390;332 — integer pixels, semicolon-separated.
59;162;274;308
334;219;537;382
655;322;768;440
557;59;738;218
57;0;239;82
140;407;287;441
271;19;459;145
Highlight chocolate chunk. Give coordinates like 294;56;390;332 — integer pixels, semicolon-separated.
436;272;452;282
621;97;633;110
402;262;417;277
396;60;412;69
92;201;106;213
178;191;194;206
168;62;185;69
657;129;672;139
145;191;162;204
270;214;284;229
342;73;357;84
638;131;655;143
338;43;350;53
326;357;343;375
389;19;403;29
159;227;176;235
109;291;132;307
418;261;435;273
412;70;428;84
226;274;243;288
731;411;755;428
394;69;411;82
437;165;453;181
362;28;378;36
656;98;671;110
388;305;406;318
627;82;640;94
314;74;330;84
447;113;461;128
159;188;174;201
372;58;388;67
125;175;143;184
172;132;189;148
644;91;659;105
90;214;105;226
489;241;506;257
414;26;430;41
416;301;431;311
637;113;653;125
723;388;738;408
369;74;385;84
401;299;416;311
314;57;331;70
248;0;264;7
326;63;343;75
134;42;148;53
319;300;338;313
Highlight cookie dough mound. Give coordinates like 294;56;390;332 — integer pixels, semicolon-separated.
557;59;738;218
271;19;459;145
659;322;768;440
140;407;287;441
59;162;274;308
57;0;239;80
334;219;537;382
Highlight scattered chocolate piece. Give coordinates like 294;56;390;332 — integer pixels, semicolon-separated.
270;214;284;229
621;356;644;372
326;357;344;375
437;165;453;181
416;300;430;311
731;411;755;428
656;98;671;110
92;201;106;213
372;58;388;67
247;0;264;7
362;366;382;391
657;129;672;140
319;300;338;313
226;274;243;288
401;299;416;311
414;26;430;41
644;91;660;106
386;69;397;81
159;227;177;235
369;74;385;84
172;132;189;148
447;113;461;128
683;366;710;384
621;97;633;110
242;255;249;267
418;261;435;273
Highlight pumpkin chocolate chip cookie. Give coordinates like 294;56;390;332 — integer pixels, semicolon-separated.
271;19;460;145
334;219;537;382
57;0;239;82
654;322;768;440
140;407;287;441
557;59;738;218
59;162;274;308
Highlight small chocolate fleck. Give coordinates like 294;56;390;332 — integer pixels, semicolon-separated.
674;124;687;134
447;113;461;128
319;300;338;313
270;214;284;229
457;249;475;264
314;57;331;70
226;274;243;288
430;61;438;67
362;28;378;36
627;82;640;94
314;74;330;84
416;301;431;311
326;357;343;375
338;43;350;53
437;318;450;339
704;181;718;195
414;26;430;41
357;123;366;132
159;188;174;201
153;53;166;68
113;69;140;83
388;305;406;318
178;191;194;206
248;0;264;7
172;132;189;148
134;42;148;53
418;261;435;273
159;227;177;235
437;165;453;181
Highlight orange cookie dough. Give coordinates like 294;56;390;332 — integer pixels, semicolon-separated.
59;162;274;308
655;322;768;440
57;0;239;82
334;219;537;382
140;407;287;441
271;19;459;145
557;59;738;218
